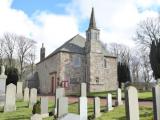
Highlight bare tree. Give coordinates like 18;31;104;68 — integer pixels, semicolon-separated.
0;38;5;65
16;36;36;81
134;17;160;50
3;33;16;67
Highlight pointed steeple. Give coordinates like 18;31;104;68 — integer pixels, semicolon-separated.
88;7;97;29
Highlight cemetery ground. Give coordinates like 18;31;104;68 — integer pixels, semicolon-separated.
0;96;153;120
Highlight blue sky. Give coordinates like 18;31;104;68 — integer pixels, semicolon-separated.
0;0;160;60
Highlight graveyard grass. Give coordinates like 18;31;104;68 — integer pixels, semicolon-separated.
88;91;152;100
0;100;153;120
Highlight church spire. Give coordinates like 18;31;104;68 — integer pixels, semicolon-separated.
88;7;97;29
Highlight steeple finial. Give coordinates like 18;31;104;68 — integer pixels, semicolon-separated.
88;7;97;29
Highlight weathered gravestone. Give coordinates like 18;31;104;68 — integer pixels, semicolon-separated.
0;65;7;110
94;97;101;118
125;86;139;120
30;114;42;120
107;93;113;111
81;83;86;97
54;88;65;115
57;97;68;118
40;97;49;118
4;83;16;112
16;82;23;100
24;87;29;102
79;97;87;120
115;88;123;106
152;85;160;120
29;88;37;108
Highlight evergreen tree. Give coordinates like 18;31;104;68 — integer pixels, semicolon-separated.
150;40;160;80
118;62;131;87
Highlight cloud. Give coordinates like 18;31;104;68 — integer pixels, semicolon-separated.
66;0;160;47
0;0;79;62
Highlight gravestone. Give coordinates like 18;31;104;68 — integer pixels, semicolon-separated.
79;97;87;120
29;88;37;108
30;114;42;120
54;88;65;115
16;82;23;100
24;87;29;102
4;83;16;112
107;93;113;111
40;97;49;118
152;85;160;120
94;97;101;118
115;88;123;106
125;86;139;120
81;83;86;97
0;65;7;109
58;113;80;120
57;97;68;118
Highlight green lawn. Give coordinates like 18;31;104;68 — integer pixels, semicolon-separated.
0;100;153;120
87;90;153;100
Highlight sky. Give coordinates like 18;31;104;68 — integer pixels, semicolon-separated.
0;0;160;62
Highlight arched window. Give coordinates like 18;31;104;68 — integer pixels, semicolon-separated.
104;59;107;68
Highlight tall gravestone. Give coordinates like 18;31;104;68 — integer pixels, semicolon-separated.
107;93;113;111
4;83;16;112
115;88;123;106
40;97;49;118
24;87;29;102
152;85;160;120
125;86;139;120
79;97;87;120
0;65;7;109
29;88;37;108
81;83;86;97
54;88;65;115
16;82;23;100
94;97;101;118
57;97;68;118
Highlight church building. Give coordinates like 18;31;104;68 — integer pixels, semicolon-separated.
36;8;118;94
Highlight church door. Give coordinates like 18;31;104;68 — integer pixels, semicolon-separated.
50;72;57;95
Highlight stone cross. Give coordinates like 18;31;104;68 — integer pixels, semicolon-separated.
54;88;65;115
94;97;101;118
79;97;87;120
152;85;160;120
30;114;42;120
125;86;139;120
40;96;49;118
81;83;86;97
0;65;7;108
24;87;29;102
115;88;123;106
16;82;23;100
107;93;113;111
57;97;68;118
29;88;37;108
4;83;16;112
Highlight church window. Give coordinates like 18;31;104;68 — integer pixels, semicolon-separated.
96;77;99;83
104;59;107;68
72;55;81;67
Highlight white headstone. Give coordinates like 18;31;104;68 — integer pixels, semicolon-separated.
57;97;68;118
40;97;49;118
81;83;86;97
30;114;42;120
116;88;123;106
79;97;87;120
24;87;29;102
29;88;37;108
94;97;101;118
125;86;139;120
16;82;23;100
107;93;113;111
54;88;65;115
0;65;7;108
4;83;16;112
